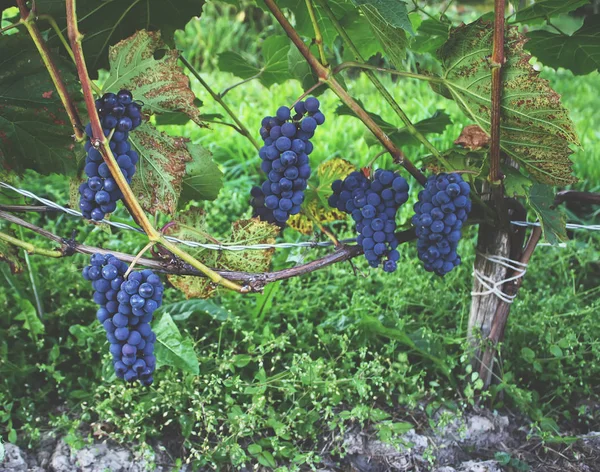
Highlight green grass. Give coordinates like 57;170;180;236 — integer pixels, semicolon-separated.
1;5;599;469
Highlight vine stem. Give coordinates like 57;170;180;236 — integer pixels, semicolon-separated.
332;61;443;84
0;22;21;34
124;241;155;278
16;0;84;142
489;0;505;186
180;55;261;151
263;0;427;186
65;0;246;294
305;0;328;66
219;72;262;98
290;81;327;109
0;230;62;258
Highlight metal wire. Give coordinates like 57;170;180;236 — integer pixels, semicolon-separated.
1;181;598;251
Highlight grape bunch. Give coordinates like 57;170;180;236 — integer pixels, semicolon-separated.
329;169;409;272
412;173;471;276
250;97;325;224
78;90;143;221
82;253;163;386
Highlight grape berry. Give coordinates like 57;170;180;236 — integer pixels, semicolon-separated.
251;97;325;224
412;173;471;276
78;90;143;221
82;253;163;386
329;169;409;272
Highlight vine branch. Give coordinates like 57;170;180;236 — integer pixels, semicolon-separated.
263;0;427;186
16;0;84;142
305;0;328;66
65;0;246;294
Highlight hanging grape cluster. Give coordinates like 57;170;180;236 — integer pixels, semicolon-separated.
412;173;471;276
78;90;142;221
82;253;163;386
250;97;325;224
329;169;409;272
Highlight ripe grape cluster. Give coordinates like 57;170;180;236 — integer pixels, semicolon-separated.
412;173;471;276
79;90;143;221
329;169;409;272
82;253;163;386
250;97;325;224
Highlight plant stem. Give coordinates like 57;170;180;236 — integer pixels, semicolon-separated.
220;72;262;98
65;0;245;294
290;81;327;109
16;0;84;142
263;0;427;186
19;227;44;318
0;230;62;258
305;0;328;66
124;241;155;278
333;61;442;84
489;0;505;186
306;211;340;247
180;55;261;151
318;0;451;170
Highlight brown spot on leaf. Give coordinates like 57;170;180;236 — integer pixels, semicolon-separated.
42;90;53;99
455;125;490;150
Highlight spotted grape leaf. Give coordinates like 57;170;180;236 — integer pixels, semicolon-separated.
288;158;355;234
220;219;279;272
0;230;24;274
129;122;192;216
154;313;199;374
336;103;452;149
0;34;85;176
503;166;533;198
218;36;291;88
437;20;579;185
167;210;279;299
351;0;413;69
526;183;567;245
103;30;204;127
36;0;204;76
421;149;486;176
512;0;590;24
179;143;224;205
525;15;600;75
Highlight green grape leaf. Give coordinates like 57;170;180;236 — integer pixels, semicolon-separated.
351;0;413;68
158;299;230;322
512;0;590;24
437;20;579;185
288;158;355;234
179;143;224;205
218;35;291;88
341;10;385;60
288;42;324;95
336;103;452;148
525;15;600;75
412;18;450;54
503;166;533;198
129;122;192;216
103;30;204;126
36;0;205;76
527;183;567;245
16;299;44;343
0;230;24;274
0;34;84;176
154;313;200;375
421;148;486;176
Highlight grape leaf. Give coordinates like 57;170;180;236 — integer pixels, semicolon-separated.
0;230;24;274
351;0;413;69
341;10;385;61
218;35;291;88
288;42;323;96
0;34;84;176
36;0;204;76
437;20;579;185
503;166;533;198
179;143;224;205
412;18;450;55
421;148;486;176
103;30;204;126
287;158;355;234
167;210;278;299
526;183;567;245
336;103;452;148
512;0;590;24
154;313;199;375
129;122;192;216
525;15;600;75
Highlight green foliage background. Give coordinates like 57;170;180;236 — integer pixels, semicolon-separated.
1;1;599;469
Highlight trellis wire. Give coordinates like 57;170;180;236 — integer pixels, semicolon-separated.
1;181;598;252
